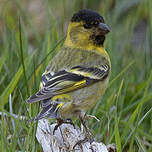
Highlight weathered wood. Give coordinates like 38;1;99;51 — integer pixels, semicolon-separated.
36;119;111;152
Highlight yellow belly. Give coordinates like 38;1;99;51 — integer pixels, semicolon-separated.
59;78;109;118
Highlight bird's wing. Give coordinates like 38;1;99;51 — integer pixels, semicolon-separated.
26;64;110;103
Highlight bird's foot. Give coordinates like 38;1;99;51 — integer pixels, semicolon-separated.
65;118;75;129
53;118;75;134
79;116;93;142
73;116;95;151
84;125;94;143
73;136;88;150
73;136;95;151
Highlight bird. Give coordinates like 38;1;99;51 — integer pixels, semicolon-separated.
26;9;111;140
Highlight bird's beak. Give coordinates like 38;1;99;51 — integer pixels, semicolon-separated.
98;23;110;34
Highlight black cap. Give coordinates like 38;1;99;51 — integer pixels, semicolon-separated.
71;9;105;24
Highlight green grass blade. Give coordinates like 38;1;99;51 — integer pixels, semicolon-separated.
0;52;6;73
0;66;23;108
114;80;124;152
114;117;122;152
109;61;135;87
129;70;152;124
0;49;36;108
19;17;29;96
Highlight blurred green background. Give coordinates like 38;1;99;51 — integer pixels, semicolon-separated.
0;0;152;151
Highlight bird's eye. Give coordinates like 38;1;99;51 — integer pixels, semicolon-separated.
93;21;99;26
83;24;91;29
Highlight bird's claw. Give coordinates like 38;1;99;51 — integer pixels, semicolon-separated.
53;118;75;134
73;136;95;151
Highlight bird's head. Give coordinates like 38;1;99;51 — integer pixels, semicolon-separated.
65;9;110;49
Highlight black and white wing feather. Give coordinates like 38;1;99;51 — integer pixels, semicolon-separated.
26;64;110;103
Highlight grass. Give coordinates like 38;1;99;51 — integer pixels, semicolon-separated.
0;0;152;151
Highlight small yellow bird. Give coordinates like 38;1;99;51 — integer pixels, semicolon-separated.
27;9;111;137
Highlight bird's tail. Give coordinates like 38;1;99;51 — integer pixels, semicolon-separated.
34;99;61;121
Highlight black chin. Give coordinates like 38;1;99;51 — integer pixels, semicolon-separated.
90;35;105;46
95;35;105;45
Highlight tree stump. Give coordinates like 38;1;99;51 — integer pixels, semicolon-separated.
36;119;115;152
